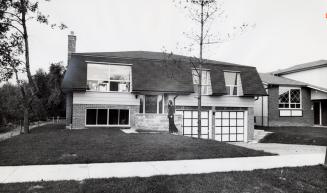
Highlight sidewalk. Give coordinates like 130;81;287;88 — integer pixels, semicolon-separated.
0;150;325;183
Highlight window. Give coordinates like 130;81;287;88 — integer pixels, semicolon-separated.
140;95;165;114
86;109;129;126
87;63;131;92
192;69;212;95
279;87;301;109
224;72;243;96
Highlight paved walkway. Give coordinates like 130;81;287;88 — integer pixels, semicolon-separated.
0;122;51;142
0;143;325;183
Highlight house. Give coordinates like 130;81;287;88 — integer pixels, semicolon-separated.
62;33;267;142
254;61;327;127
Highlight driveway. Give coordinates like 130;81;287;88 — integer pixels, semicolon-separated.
228;142;326;155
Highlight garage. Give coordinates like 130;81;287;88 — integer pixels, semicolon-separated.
177;110;246;142
214;111;245;142
176;110;210;139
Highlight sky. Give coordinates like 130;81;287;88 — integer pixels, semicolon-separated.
26;0;327;74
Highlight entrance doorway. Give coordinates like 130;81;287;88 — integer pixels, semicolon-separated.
313;102;321;125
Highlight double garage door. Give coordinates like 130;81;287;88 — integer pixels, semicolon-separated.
178;110;245;142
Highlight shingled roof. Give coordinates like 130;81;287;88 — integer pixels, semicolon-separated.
259;73;307;86
273;60;327;75
62;51;267;96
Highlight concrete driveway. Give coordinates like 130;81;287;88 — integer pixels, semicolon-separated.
228;142;326;155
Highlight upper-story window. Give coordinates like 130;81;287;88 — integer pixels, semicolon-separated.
87;63;131;92
192;69;212;95
279;87;301;109
224;71;243;96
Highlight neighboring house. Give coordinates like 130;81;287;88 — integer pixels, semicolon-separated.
62;33;266;142
273;60;327;126
254;61;327;127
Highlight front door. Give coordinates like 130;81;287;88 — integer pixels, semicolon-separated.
313;102;321;125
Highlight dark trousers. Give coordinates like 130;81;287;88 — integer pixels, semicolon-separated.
168;115;178;133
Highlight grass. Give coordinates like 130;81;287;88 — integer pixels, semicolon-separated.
0;124;272;166
0;166;326;193
257;126;327;146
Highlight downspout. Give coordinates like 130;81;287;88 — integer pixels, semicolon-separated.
173;95;179;113
261;96;264;126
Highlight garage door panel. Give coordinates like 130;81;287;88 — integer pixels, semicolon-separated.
237;134;244;141
184;127;192;134
184;111;192;118
215;111;245;142
230;127;236;133
222;135;229;141
215;127;221;134
230;134;237;141
222;127;229;134
222;119;229;126
237;127;244;133
237;119;244;126
230;119;237;126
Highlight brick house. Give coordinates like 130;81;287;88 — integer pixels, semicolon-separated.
62;33;267;142
255;68;327;127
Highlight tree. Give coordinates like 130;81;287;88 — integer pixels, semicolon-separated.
0;0;66;133
172;0;250;138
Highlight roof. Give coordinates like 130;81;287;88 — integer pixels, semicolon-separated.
62;51;267;96
259;73;307;86
273;60;327;75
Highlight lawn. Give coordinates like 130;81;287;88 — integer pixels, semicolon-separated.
0;166;326;193
0;124;272;166
257;126;327;146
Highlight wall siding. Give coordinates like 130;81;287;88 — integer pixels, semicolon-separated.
73;91;139;105
172;94;254;108
282;67;327;90
268;86;314;126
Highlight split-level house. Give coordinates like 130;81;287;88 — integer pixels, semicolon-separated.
254;60;327;127
62;33;267;142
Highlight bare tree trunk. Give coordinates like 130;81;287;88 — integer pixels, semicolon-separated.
23;106;29;133
21;2;38;96
197;0;204;139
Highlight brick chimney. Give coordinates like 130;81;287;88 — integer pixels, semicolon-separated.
66;31;76;128
67;31;76;65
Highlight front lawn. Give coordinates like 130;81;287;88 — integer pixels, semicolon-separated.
0;124;272;166
258;126;327;146
0;166;326;193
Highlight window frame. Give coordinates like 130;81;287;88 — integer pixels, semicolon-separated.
192;69;212;95
278;87;302;110
86;62;132;93
223;71;242;97
139;95;165;114
85;108;130;127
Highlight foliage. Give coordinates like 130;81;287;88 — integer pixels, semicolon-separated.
0;62;66;125
0;0;66;132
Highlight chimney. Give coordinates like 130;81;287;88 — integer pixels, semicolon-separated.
67;31;76;65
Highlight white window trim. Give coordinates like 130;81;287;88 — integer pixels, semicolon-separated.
140;95;165;114
223;71;242;97
278;87;302;110
85;108;130;127
87;63;132;93
192;69;212;96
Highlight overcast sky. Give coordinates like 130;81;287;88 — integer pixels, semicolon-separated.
27;0;327;73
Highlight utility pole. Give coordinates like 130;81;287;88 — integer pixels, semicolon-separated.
197;0;205;139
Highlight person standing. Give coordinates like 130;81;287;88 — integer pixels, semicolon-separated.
168;100;178;133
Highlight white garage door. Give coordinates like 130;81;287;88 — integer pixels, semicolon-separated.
177;110;210;139
214;111;245;142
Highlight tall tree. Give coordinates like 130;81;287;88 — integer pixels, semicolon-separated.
0;0;66;133
173;0;250;138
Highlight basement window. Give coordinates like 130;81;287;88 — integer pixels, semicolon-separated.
86;108;129;126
